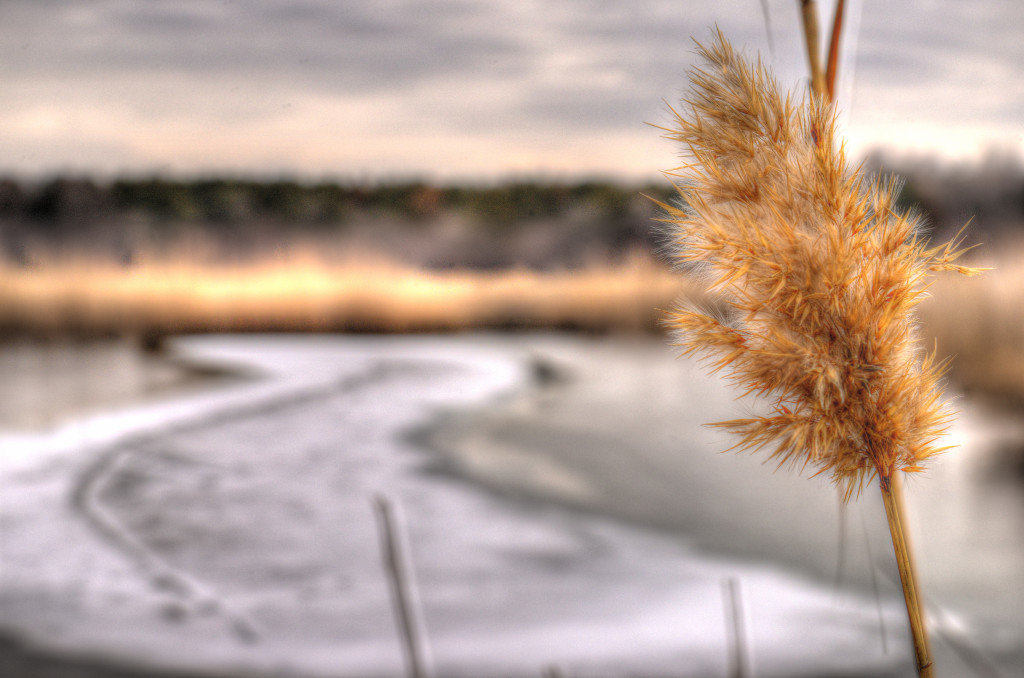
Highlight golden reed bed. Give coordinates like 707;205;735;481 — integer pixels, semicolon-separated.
0;254;689;336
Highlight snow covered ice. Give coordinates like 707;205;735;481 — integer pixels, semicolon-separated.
1;334;997;677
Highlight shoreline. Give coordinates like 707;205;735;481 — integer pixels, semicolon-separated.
0;336;245;433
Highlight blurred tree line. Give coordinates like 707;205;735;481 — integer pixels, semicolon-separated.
0;177;676;268
0;153;1021;267
0;177;673;227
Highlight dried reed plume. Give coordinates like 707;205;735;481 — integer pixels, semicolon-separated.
660;31;977;499
658;31;980;675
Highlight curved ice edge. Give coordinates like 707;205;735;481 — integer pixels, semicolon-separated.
0;333;529;477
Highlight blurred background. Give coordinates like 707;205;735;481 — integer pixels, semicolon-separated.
1;1;1022;677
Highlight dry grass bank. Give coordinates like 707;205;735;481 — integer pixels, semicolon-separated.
0;253;691;336
920;248;1024;405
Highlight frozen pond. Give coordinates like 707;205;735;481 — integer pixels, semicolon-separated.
1;334;1022;677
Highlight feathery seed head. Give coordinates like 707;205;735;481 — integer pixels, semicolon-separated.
663;31;980;500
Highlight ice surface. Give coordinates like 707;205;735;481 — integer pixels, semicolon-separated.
0;334;966;677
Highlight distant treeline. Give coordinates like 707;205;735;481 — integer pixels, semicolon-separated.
1;153;1022;267
0;177;676;267
0;177;673;228
864;152;1024;241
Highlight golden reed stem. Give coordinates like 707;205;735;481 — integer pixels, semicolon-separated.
879;474;934;677
799;0;826;98
824;0;845;100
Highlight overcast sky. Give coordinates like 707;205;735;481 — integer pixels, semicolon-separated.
0;0;1021;181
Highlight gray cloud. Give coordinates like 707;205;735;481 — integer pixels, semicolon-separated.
1;0;531;91
0;0;1020;177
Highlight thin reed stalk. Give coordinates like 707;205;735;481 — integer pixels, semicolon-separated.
373;495;432;678
879;475;933;676
824;0;846;100
799;0;826;97
722;577;750;678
